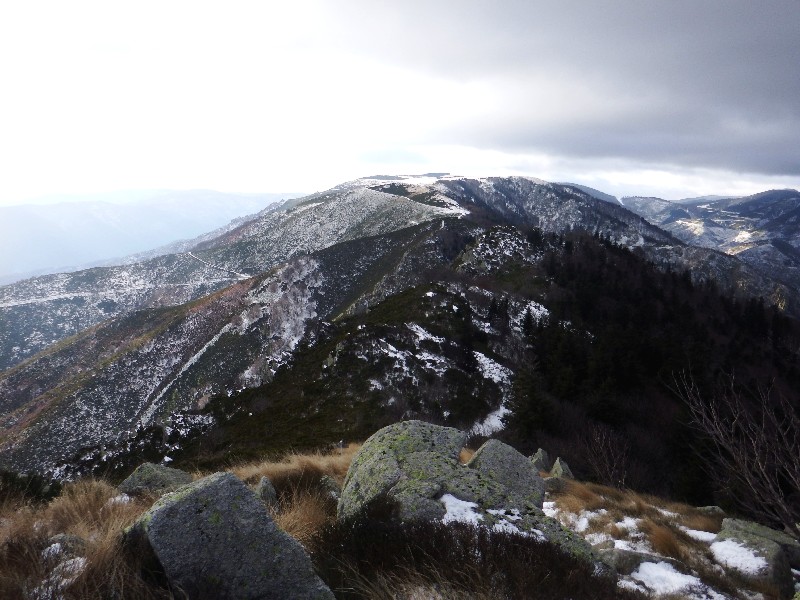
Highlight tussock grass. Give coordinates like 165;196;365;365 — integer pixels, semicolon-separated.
271;487;337;550
0;478;165;599
638;519;685;560
232;443;360;493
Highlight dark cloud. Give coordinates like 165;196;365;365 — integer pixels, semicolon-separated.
319;0;800;177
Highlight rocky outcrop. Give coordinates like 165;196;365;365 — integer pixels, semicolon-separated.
530;448;552;472
118;462;193;498
713;518;799;598
128;471;334;599
550;457;573;479
338;420;593;563
254;476;278;508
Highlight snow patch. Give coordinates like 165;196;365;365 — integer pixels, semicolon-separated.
710;539;768;575
628;561;716;597
679;526;717;543
440;494;483;526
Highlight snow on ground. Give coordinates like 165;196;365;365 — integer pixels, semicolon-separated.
679;526;717;543
472;351;512;385
710;539;768;575
440;494;483;526
406;323;444;344
625;561;726;599
470;351;513;436
470;404;510;437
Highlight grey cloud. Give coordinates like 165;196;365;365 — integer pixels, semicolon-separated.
320;0;800;176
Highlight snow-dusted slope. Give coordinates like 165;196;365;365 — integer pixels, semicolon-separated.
624;189;800;300
0;183;462;371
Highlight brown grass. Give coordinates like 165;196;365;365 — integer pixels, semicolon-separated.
271;488;337;550
232;443;360;490
679;511;723;534
639;518;686;560
459;447;475;464
0;478;164;599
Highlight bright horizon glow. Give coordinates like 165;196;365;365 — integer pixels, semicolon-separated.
1;1;797;206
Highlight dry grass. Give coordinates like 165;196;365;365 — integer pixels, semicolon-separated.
638;518;685;560
678;510;723;534
232;443;360;490
459;447;475;464
0;479;164;599
341;562;498;600
271;488;337;550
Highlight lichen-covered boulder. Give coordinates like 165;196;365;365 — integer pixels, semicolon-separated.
118;462;193;498
467;439;545;509
338;421;594;564
550;457;573;479
713;518;796;598
254;476;278;508
530;448;552;472
128;472;334;599
338;420;466;522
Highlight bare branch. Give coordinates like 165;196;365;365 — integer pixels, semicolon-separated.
672;371;800;541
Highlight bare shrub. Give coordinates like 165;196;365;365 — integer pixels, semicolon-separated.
583;423;631;488
673;372;800;540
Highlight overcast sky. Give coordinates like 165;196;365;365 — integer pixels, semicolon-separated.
1;0;798;205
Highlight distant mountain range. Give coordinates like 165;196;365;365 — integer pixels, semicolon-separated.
0;176;798;512
622;189;800;306
0;190;304;285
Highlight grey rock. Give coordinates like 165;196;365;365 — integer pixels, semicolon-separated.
118;462;193;498
338;421;594;563
128;471;334;599
550;457;573;479
696;505;726;516
467;439;545;509
543;477;567;494
338;420;465;522
318;475;341;501
254;476;278;508
719;519;800;569
45;533;86;558
716;518;796;598
530;448;552;472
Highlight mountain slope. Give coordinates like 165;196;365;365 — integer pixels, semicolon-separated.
0;183;462;371
624;189;800;303
0;190;298;284
2;176;799;486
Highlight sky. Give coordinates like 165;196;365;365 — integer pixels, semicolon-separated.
1;0;798;205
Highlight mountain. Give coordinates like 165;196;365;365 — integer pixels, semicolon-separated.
0;184;461;371
0;190;302;285
1;175;798;506
623;189;800;304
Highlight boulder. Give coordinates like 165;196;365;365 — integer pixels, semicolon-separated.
128;471;334;599
338;421;593;563
550;457;573;479
696;505;726;516
118;462;193;498
319;475;342;501
45;533;86;559
713;518;796;598
543;477;567;494
466;439;546;509
254;476;278;508
530;448;552;472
